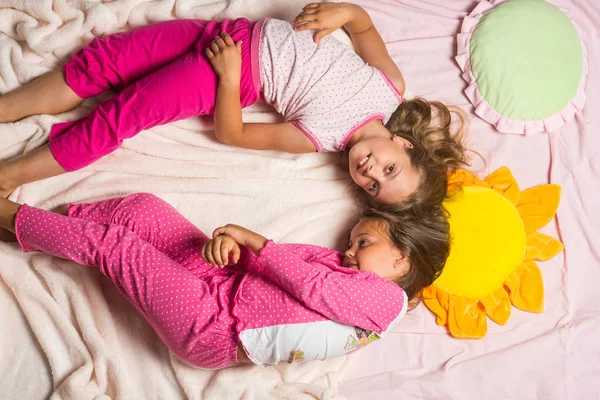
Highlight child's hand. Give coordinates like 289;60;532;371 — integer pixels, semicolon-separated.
293;2;357;43
205;32;243;86
202;234;241;267
212;224;268;256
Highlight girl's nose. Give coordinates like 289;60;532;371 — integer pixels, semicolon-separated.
364;164;379;178
344;248;354;258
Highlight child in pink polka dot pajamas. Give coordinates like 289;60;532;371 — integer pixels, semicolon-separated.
0;2;468;208
0;193;449;368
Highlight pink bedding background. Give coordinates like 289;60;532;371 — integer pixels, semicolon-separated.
0;0;597;398
339;0;600;399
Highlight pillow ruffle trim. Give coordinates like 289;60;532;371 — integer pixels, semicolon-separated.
456;0;589;134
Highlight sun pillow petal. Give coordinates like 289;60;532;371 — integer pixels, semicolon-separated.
422;168;564;339
456;0;588;134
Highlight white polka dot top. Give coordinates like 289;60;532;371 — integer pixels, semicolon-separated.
258;18;403;152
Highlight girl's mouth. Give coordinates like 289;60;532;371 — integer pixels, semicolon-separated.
357;154;370;170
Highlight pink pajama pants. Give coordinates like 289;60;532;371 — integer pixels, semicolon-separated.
50;18;261;171
15;193;242;369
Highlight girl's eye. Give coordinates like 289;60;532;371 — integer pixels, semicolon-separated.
369;181;378;192
386;165;395;174
359;240;368;246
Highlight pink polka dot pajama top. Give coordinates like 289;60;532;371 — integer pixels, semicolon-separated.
14;194;408;369
50;18;402;171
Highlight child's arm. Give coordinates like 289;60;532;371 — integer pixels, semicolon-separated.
206;34;316;153
232;122;316;153
256;240;406;333
203;224;268;265
204;225;405;333
293;2;405;95
205;33;244;147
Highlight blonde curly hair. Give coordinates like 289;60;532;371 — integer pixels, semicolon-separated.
372;98;469;210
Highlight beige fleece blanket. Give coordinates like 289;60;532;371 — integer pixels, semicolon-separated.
0;0;362;398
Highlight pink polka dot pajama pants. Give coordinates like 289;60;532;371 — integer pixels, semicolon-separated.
15;193;241;369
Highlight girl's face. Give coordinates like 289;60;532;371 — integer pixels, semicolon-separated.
343;219;409;280
348;135;421;204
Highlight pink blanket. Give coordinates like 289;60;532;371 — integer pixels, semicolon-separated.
339;1;600;399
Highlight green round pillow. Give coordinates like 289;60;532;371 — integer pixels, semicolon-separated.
456;0;587;134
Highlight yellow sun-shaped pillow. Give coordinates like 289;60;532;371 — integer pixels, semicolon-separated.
422;167;564;339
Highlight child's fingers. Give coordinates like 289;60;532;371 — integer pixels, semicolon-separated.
205;48;215;60
203;240;217;265
213;227;228;238
295;10;318;22
294;21;320;32
220;241;231;266
294;13;318;26
313;28;332;43
211;40;220;54
235;40;243;51
303;3;319;11
221;32;235;46
209;242;221;266
214;36;227;50
212;236;225;265
232;244;241;264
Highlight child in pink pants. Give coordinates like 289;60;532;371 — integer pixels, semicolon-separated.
0;3;469;207
0;193;450;368
51;18;261;171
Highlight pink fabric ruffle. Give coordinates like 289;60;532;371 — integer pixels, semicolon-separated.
456;0;589;135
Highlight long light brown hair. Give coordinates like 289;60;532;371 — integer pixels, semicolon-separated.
383;98;469;209
362;203;450;302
